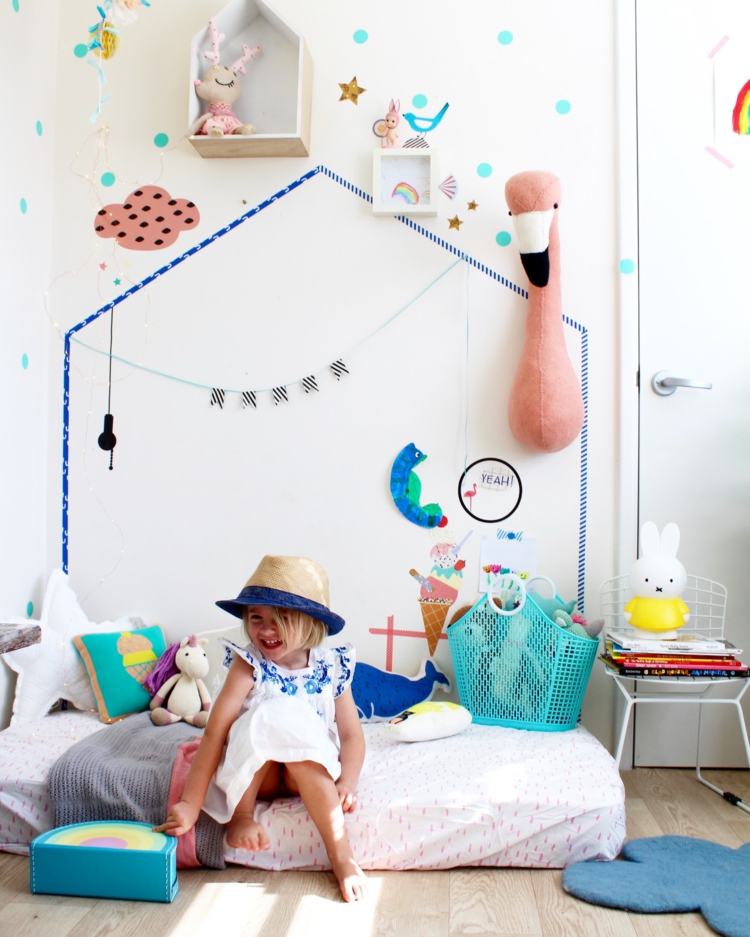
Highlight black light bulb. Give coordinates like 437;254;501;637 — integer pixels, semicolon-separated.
98;413;117;470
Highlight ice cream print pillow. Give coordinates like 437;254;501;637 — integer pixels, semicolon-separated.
74;625;167;723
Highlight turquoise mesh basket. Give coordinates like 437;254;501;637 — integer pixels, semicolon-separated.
447;576;598;731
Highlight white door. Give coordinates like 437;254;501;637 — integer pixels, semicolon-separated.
634;0;750;766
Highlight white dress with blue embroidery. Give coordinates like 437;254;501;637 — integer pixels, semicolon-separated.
202;640;355;825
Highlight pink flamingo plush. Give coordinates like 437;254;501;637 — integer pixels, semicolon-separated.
505;171;584;453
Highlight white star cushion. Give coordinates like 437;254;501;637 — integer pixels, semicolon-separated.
1;569;140;726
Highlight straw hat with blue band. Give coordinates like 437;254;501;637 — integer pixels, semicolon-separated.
216;555;346;636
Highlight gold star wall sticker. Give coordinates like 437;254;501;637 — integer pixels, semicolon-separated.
339;77;366;104
448;215;463;230
467;200;479;211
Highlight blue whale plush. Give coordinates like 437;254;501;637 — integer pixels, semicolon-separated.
351;658;451;722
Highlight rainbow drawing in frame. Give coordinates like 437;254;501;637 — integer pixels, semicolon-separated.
373;148;438;216
732;78;750;134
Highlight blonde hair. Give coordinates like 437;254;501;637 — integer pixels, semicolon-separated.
242;606;327;651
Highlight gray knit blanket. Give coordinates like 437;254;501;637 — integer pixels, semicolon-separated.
48;711;226;869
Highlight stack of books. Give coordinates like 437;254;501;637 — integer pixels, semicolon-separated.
601;631;748;678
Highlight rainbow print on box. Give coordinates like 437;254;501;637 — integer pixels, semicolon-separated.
391;182;420;205
732;78;750;135
30;821;178;902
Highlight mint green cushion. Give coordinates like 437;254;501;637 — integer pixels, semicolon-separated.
74;625;166;723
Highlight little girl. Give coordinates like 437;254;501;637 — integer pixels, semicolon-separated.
155;555;367;902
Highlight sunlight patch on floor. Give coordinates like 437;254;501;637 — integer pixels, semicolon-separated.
283;874;384;936
167;881;277;937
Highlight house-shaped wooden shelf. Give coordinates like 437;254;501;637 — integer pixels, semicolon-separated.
187;0;312;158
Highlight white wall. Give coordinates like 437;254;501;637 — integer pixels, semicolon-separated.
4;0;620;745
0;1;59;727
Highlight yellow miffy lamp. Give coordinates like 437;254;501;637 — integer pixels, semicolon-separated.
623;522;690;640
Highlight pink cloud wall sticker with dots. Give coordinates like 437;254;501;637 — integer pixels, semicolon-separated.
94;185;200;251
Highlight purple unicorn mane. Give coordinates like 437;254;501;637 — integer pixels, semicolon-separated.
144;642;181;696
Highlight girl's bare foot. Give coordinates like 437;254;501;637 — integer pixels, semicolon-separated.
330;854;368;902
226;812;270;851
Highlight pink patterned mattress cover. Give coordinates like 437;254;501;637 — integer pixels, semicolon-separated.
0;710;625;869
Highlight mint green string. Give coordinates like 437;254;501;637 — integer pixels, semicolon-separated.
71;257;465;394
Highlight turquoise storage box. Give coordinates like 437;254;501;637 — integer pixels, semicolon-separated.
30;821;178;902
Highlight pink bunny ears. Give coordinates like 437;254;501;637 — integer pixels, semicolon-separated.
388;99;401;117
203;17;261;73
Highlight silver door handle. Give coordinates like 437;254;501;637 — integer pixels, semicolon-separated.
651;370;713;396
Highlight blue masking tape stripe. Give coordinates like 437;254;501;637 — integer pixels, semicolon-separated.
577;326;589;614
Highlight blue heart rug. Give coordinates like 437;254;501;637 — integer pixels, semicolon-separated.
562;836;750;937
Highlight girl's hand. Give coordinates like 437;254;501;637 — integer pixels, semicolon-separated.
336;780;358;813
153;800;200;837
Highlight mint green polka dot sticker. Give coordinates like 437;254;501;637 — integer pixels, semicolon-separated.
353;29;368;43
556;99;572;115
153;132;169;148
20;198;27;213
412;94;427;109
21;353;29;369
498;31;513;45
26;601;33;617
74;43;88;58
495;231;512;247
477;163;493;178
619;258;635;274
101;172;116;187
36;120;43;136
12;0;19;10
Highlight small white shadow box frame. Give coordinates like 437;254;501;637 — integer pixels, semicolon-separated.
372;149;438;217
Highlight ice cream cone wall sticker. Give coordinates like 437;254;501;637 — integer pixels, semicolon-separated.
410;538;469;655
505;171;584;453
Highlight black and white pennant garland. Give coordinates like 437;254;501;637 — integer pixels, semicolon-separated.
208;361;349;410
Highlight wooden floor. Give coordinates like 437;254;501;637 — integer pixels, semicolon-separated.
2;768;749;937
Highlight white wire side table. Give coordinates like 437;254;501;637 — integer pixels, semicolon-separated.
601;574;750;816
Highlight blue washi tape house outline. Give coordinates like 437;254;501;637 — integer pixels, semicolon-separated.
62;165;589;611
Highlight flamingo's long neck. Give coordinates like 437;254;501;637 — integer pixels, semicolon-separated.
524;217;563;349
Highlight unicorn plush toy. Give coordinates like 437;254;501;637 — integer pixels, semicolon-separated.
187;18;261;138
145;635;212;727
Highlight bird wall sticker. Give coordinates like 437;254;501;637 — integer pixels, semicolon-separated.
402;102;449;135
505;171;584;453
389;443;448;529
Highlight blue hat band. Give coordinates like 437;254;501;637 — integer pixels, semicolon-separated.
215;586;345;635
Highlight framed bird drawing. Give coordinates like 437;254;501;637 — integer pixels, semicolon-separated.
372;148;439;216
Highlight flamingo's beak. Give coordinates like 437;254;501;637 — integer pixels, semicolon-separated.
511;208;554;288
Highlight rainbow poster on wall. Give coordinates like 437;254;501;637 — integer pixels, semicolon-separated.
714;45;750;160
732;78;750;134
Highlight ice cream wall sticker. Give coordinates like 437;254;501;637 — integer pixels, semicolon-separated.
409;531;473;656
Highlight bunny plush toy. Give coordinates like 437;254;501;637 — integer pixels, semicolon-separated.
623;521;690;640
